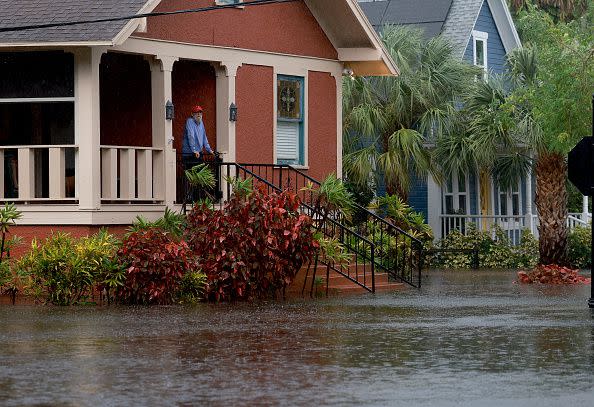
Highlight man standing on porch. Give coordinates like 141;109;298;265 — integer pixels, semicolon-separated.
182;105;213;167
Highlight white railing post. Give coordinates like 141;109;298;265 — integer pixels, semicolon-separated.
101;148;118;199
152;150;164;201
120;149;136;199
137;149;153;200
17;148;35;200
48;147;66;199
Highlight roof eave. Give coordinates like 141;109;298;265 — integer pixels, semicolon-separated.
344;0;399;76
0;41;113;48
112;0;162;46
486;0;522;53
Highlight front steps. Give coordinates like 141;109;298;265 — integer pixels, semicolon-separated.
286;261;405;298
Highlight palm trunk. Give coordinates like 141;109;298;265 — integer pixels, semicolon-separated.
535;151;568;265
386;182;408;202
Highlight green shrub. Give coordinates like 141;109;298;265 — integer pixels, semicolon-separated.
430;224;538;269
16;230;120;305
567;224;591;269
376;195;433;242
344;181;374;225
128;208;186;239
176;270;207;304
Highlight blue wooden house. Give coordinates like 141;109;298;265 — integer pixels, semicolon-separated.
358;0;549;242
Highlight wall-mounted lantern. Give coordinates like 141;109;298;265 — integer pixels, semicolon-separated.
229;102;238;122
165;100;175;121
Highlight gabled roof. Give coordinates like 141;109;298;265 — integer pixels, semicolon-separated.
0;0;158;46
360;0;521;58
0;0;397;76
440;0;484;58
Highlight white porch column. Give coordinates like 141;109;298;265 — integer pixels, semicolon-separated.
427;174;442;241
332;71;343;178
150;55;178;207
582;195;589;221
526;161;534;235
74;47;104;210
215;62;240;163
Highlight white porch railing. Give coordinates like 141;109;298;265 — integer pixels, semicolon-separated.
0;145;78;202
100;145;164;202
440;214;526;245
530;212;591;238
441;212;592;245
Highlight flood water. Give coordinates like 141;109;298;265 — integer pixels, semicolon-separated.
1;270;593;406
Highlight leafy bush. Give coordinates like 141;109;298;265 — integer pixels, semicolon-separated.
16;231;119;305
344;180;374;225
0;203;23;302
186;186;317;302
375;195;433;242
518;264;590;285
128;208;186;239
567;224;591;269
116;228;200;305
430;224;538;269
176;270;207;304
0;203;22;262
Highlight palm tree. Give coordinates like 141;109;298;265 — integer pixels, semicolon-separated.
342;25;477;201
435;45;574;265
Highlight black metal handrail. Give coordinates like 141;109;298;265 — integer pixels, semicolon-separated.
234;163;423;288
178;158;377;294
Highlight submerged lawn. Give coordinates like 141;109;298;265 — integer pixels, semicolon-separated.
0;270;593;406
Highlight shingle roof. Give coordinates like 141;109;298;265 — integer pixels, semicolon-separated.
440;0;484;58
359;0;485;57
0;0;153;44
359;0;453;39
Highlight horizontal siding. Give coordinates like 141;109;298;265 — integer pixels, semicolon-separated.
408;172;429;221
463;0;508;75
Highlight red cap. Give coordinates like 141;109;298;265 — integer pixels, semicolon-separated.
192;105;203;113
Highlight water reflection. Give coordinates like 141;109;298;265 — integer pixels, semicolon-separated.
0;270;593;406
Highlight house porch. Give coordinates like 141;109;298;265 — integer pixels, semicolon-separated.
0;47;237;225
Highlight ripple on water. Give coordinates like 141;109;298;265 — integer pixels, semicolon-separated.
0;269;593;406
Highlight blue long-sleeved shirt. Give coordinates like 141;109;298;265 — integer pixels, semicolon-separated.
182;117;212;155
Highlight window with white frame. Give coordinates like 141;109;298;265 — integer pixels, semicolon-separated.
0;51;75;198
498;182;521;217
443;171;469;215
276;75;304;166
472;30;488;80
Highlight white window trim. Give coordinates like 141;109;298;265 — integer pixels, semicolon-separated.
0;97;75;104
497;181;522;217
472;30;489;79
273;70;308;168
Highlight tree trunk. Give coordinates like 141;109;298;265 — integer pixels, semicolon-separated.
535;151;568;265
385;182;408;202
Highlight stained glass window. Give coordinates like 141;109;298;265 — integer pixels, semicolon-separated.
277;78;302;120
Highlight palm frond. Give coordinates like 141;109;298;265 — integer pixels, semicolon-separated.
185;163;216;189
492;152;533;191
